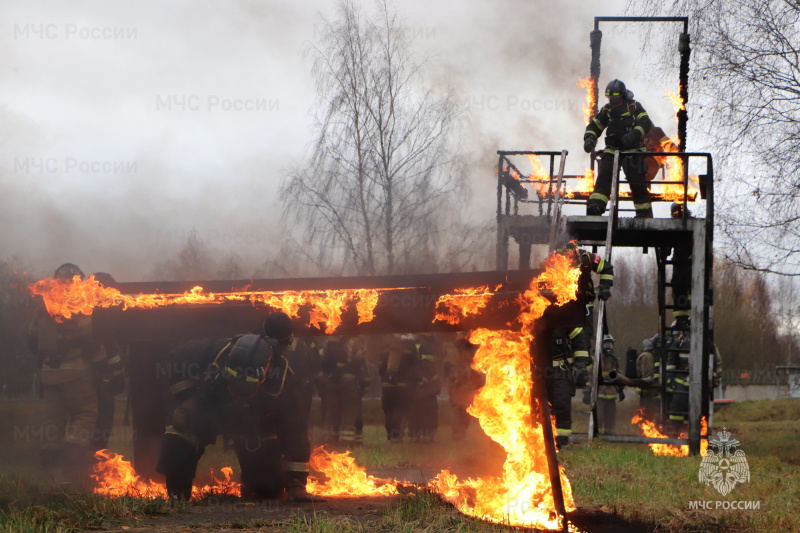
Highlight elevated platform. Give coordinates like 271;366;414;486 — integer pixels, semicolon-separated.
566;215;700;248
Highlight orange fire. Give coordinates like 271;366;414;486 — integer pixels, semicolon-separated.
631;410;708;457
655;87;700;202
434;285;500;325
307;446;403;496
92;449;240;499
28;276;382;333
577;77;597;123
429;252;580;529
524;154;553;198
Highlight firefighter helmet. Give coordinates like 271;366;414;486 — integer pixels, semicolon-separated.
222;334;274;399
605;79;627;107
263;311;293;345
54;263;85;280
603;334;615;343
92;272;116;286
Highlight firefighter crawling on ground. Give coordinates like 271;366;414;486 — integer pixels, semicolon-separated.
156;311;323;502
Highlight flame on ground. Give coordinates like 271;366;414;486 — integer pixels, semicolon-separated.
307;446;402;496
28;276;382;334
92;449;240;499
428;253;580;529
631;410;709;457
87;253;583;530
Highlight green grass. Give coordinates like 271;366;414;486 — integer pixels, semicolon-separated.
2;398;799;532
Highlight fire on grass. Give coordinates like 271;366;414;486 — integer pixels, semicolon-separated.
92;446;403;499
82;253;582;531
631;409;709;457
429;252;581;530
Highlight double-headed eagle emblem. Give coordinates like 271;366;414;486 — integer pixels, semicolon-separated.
699;428;750;496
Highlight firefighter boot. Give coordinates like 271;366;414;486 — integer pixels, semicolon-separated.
555;435;570;450
635;207;654;219
156;433;198;500
586;199;606;216
40;448;67;486
285;471;325;503
61;442;96;492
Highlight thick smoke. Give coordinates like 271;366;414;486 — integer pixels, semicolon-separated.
1;0;656;281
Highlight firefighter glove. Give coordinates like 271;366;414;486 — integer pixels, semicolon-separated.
597;286;612;301
621;128;640;148
583;134;596;153
573;364;589;388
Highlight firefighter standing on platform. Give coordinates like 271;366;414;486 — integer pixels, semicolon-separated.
583;79;655;218
155;311;322;502
28;263;120;490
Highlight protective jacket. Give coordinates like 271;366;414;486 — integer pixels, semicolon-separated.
585;99;653;153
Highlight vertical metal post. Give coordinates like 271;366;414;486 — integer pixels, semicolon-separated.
689;221;706;455
588;150;620;442
496;156;509;271
590;29;602;117
531;330;568;532
548;150;569;250
678;32;691;152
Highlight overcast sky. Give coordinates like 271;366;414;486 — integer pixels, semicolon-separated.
0;0;696;281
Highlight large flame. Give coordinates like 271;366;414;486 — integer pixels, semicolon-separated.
656;87;700;202
577;77;597;124
429;253;580;529
434;285;499;325
307;446;403;496
85;254;583;530
92;449;240;499
631;410;708;457
28;276;381;333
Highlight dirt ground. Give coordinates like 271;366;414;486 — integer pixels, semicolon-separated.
93;495;651;533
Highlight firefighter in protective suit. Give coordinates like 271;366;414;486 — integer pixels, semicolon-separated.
555;239;614;359
443;335;485;441
89;272;127;451
379;334;418;442
407;335;440;442
541;326;589;448
156;312;322;502
28;263;121;489
320;336;368;445
596;334;622;434
584;79;655;218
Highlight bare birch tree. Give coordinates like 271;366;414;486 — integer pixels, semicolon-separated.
626;0;800;276
281;0;462;275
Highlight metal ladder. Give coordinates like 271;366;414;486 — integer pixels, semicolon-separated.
587;151;621;442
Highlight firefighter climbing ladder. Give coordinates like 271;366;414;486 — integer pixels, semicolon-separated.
496;147;715;455
495;14;718;456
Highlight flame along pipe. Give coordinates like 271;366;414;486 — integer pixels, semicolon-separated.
87;269;586;343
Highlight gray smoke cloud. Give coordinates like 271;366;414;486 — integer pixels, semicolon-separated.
1;0;681;281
